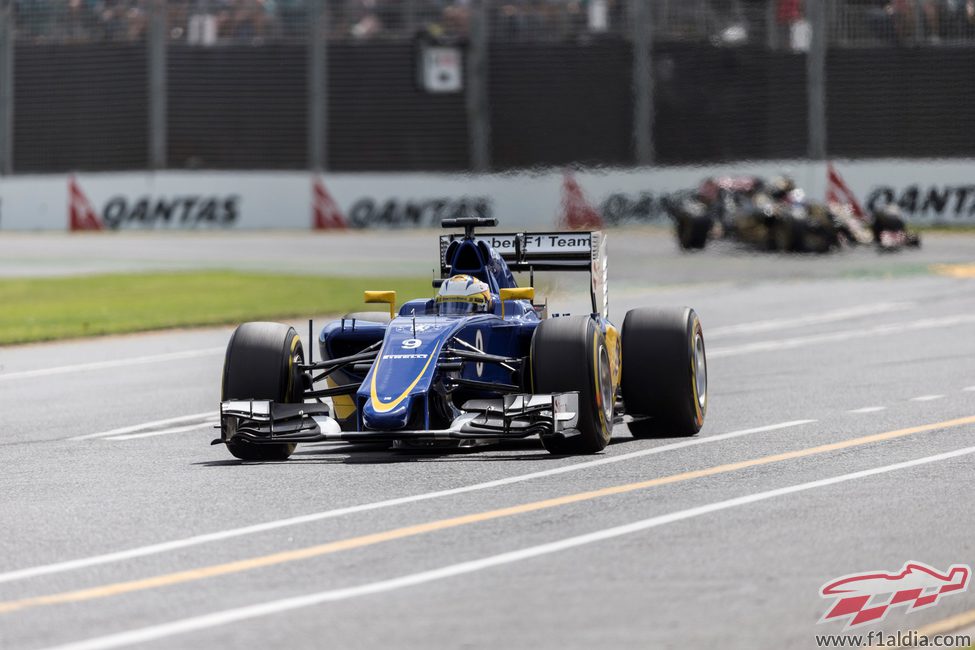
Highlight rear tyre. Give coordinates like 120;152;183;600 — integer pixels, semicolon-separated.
531;316;614;455
221;322;304;461
802;210;839;254
771;218;801;252
621;307;707;438
801;226;836;254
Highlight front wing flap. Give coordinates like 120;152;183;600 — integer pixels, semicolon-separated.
215;392;580;445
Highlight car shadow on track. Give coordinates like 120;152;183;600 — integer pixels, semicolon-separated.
195;435;642;466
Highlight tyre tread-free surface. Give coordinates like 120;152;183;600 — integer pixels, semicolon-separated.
621;307;706;438
532;315;613;454
677;214;712;250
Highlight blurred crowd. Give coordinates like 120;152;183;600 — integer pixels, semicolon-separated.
14;0;305;44
11;0;975;45
839;0;975;45
655;0;975;48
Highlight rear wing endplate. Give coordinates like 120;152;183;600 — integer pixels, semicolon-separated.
439;231;608;319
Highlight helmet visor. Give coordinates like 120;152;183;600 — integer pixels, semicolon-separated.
438;300;477;316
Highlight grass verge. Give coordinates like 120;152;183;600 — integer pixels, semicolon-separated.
0;271;431;345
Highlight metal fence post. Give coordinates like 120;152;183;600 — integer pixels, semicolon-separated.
466;0;490;172
631;0;654;166
913;0;925;43
0;0;13;175
766;0;778;50
147;0;167;170
806;0;827;160
308;0;327;171
404;0;417;34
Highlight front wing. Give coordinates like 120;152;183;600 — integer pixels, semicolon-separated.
214;393;581;446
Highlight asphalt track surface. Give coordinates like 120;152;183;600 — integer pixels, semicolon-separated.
1;229;975;649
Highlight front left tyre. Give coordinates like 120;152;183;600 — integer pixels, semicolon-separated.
221;322;305;461
620;307;707;438
677;213;712;250
531;315;615;455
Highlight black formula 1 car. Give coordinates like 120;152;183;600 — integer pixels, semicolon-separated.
214;217;708;459
669;176;920;253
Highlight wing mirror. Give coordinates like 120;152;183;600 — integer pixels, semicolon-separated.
498;287;535;319
364;291;397;319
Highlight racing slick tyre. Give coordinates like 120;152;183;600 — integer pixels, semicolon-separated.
801;226;836;254
771;218;802;252
221;322;305;461
342;312;393;324
531;315;614;455
621;307;706;438
677;214;712;250
871;213;922;250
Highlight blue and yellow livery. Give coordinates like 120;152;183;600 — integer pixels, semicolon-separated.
217;217;708;460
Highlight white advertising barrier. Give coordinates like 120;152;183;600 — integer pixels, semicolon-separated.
0;172;303;231
0;171;562;231
815;159;975;225
0;159;973;231
316;172;558;230
574;159;975;226
572;160;820;226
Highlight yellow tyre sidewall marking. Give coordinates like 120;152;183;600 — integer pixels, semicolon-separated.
689;316;705;427
286;333;300;400
592;326;611;439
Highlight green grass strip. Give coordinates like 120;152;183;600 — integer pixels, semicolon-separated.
0;271;431;345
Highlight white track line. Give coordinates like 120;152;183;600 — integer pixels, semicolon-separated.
0;419;814;585
70;412;216;442
963;387;975;392
709;314;975;358
911;395;945;402
44;444;975;650
849;406;886;414
0;347;224;382
104;420;220;442
706;302;913;340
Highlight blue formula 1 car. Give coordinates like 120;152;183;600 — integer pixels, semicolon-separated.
216;217;708;459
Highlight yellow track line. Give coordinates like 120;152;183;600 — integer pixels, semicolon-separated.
931;264;975;279
910;609;975;643
3;414;975;616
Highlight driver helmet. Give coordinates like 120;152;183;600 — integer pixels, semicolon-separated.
873;202;906;230
768;175;796;200
875;202;904;220
697;177;720;203
436;274;493;316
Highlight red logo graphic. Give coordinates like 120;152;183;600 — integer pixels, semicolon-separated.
826;162;867;221
559;170;603;231
313;177;348;230
68;176;104;231
820;561;970;629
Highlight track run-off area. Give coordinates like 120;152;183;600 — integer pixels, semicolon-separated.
1;229;974;649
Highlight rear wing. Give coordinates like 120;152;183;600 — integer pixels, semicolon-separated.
439;231;608;319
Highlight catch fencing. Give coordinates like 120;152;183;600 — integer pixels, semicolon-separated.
0;0;973;174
